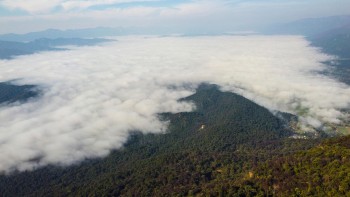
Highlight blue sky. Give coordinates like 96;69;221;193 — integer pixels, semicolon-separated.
0;0;349;34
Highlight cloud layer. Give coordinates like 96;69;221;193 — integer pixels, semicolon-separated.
0;35;349;173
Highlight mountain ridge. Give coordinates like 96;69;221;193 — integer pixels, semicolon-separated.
0;37;113;59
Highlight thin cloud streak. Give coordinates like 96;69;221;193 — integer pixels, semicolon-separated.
0;0;157;13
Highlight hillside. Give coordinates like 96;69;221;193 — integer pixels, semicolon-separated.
251;135;350;196
0;84;319;196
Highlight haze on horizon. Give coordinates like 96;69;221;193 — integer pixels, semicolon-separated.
0;0;350;34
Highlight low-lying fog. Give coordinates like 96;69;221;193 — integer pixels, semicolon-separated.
0;35;349;173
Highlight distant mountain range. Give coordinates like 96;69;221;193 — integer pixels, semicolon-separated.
262;15;350;37
0;27;171;42
0;27;124;42
261;15;350;58
262;15;350;85
0;15;348;42
301;17;350;85
1;15;349;80
310;24;350;58
0;38;113;59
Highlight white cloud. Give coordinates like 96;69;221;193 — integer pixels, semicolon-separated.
1;0;350;34
0;35;349;173
0;0;157;13
60;0;157;11
0;0;62;14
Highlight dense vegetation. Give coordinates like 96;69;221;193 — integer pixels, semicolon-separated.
0;84;329;196
251;135;350;196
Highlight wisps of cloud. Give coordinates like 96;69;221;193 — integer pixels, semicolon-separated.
0;35;349;173
0;0;224;34
0;0;158;13
1;0;350;34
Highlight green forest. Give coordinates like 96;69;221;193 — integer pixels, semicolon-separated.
0;84;348;196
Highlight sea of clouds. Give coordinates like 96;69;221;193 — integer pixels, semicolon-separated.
0;35;349;173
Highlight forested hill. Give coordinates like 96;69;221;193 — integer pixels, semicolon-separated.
0;84;317;196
